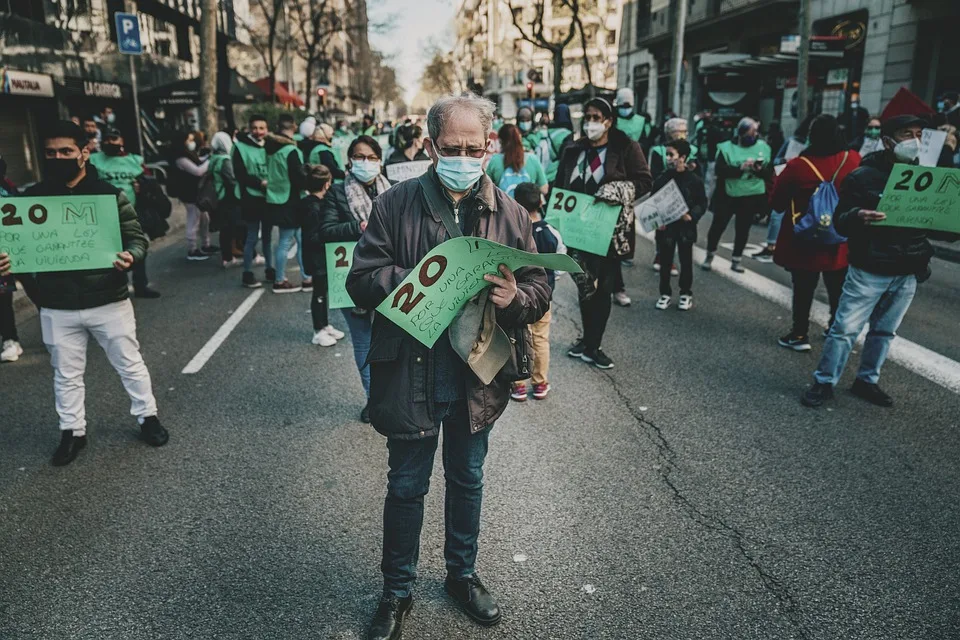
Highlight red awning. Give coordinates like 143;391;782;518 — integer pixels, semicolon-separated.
253;78;305;107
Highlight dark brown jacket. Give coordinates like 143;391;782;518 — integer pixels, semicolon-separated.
346;168;551;439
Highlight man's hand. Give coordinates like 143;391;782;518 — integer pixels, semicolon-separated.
0;253;11;277
740;160;755;171
681;213;693;222
658;225;667;231
484;264;518;310
359;220;368;232
133;181;141;194
261;180;268;189
113;251;134;271
858;209;886;224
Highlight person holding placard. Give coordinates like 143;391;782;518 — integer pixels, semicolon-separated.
485;124;549;198
4;120;168;466
703;117;774;274
555;97;652;370
801;115;956;409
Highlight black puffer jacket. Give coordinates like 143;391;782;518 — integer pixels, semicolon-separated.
652;169;707;244
298;193;325;275
835;151;955;276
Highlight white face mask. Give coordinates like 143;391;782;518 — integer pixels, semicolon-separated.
892;137;921;163
186;141;197;152
584;121;607;141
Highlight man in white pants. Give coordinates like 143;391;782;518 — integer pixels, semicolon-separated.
0;120;168;466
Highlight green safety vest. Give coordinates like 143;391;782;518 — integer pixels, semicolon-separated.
234;142;268;199
718;140;771;198
616;114;648;143
309;142;343;170
208;154;228;201
650;142;700;165
266;144;303;204
545;128;571;182
362;126;377;136
88;152;143;206
522;129;545;152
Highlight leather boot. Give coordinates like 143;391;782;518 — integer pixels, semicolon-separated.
444;573;501;627
367;594;412;640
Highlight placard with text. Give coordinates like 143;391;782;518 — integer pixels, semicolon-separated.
544;188;621;256
875;164;960;233
386;160;432;183
325;241;358;309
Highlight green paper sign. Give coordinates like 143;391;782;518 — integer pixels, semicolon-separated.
375;237;582;348
0;195;123;274
331;136;356;166
875;164;960;233
326;241;358;309
544;188;620;256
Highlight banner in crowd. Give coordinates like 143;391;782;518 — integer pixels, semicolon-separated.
0;195;123;273
876;164;960;233
331;136;355;166
544;188;620;256
325;241;358;309
385;160;432;183
635;179;689;233
918;128;948;167
376;237;581;347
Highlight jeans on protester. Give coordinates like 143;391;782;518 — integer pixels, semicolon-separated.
341;309;372;397
243;220;274;272
766;210;785;246
40;300;158;436
185;203;210;252
657;238;694;296
790;268;847;337
382;401;490;598
813;266;918;386
274;227;307;283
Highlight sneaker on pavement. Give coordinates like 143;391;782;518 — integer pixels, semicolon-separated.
253;255;266;266
533;383;550;400
312;329;337;346
678;294;693;311
701;253;715;271
134;287;161;299
801;382;834;408
730;259;745;273
301;279;314;292
582;347;614;369
200;245;220;255
614;291;631;307
567;340;586;358
851;379;894;407
510;382;528;402
655;295;671;310
272;280;302;294
265;267;277;282
653;261;662;272
187;249;210;261
752;246;775;263
1;339;23;362
670;263;679;277
140;416;169;446
242;271;262;288
222;258;241;268
51;431;87;466
324;325;345;340
778;333;812;352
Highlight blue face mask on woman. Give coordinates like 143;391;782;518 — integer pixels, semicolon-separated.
618;106;633;118
351;159;381;183
435;155;485;192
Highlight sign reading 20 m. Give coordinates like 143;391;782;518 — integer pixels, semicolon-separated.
0;195;124;273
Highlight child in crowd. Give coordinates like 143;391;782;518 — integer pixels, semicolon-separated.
511;182;564;401
299;164;346;346
654;139;707;310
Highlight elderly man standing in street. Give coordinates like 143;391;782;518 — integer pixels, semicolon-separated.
347;93;551;640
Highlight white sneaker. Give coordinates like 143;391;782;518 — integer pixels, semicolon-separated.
1;339;23;362
670;264;679;277
613;291;631;307
312;330;337;347
221;258;241;268
323;325;345;340
253;255;266;266
655;295;671;310
678;294;693;311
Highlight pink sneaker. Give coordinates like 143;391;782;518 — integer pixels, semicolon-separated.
533;383;550;400
510;383;528;402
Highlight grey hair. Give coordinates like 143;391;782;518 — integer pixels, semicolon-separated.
737;116;758;132
664;117;688;134
427;92;497;140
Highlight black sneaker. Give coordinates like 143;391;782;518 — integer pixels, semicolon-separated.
51;431;87;466
751;247;775;263
778;333;812;352
140;416;169;447
134;287;162;299
272;280;302;294
567;340;586;358
367;594;412;640
360;404;371;423
581;348;614;369
851;379;894;407
265;267;277;282
200;244;220;255
801;382;834;408
300;279;314;292
242;271;262;289
187;250;210;261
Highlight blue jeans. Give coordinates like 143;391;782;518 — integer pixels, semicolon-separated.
274;227;306;283
340;309;372;397
814;266;918;386
243;221;274;272
766;210;784;246
382;402;490;598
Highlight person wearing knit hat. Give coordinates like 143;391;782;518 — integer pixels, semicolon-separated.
306;122;345;181
615;87;652;148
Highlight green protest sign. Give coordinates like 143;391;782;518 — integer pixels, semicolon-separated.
876;164;960;233
544;188;620;256
376;237;582;348
0;195;123;274
325;241;358;309
331;136;356;167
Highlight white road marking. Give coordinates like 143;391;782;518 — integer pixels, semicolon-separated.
641;231;960;394
181;289;265;374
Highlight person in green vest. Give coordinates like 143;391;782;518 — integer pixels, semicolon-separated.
615;88;651;150
361;114;378;137
306;122;346;181
208;131;243;268
264;124;307;293
540;103;574;184
517;107;545;152
235;113;272;288
648;117;700;181
88;129;160;298
702;116;774;273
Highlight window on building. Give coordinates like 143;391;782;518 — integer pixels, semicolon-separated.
6;0;45;21
176;24;192;61
106;0;124;42
636;0;651;41
607;29;617;46
156;39;171;57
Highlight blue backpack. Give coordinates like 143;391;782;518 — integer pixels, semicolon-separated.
498;157;532;197
793;152;849;245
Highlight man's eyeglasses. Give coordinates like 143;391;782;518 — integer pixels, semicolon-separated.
436;145;488;159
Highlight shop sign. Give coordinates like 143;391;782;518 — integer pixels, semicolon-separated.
826;68;849;85
0;68;55;98
83;81;123;99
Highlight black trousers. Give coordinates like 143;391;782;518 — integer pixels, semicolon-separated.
790;268;847;336
579;256;619;350
311;268;329;331
131;256;149;292
0;291;16;342
706;195;767;257
657;237;694;296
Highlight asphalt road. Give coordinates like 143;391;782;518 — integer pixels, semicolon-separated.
1;222;959;639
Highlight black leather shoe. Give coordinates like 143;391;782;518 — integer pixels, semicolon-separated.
851;379;894;407
140;416;169;446
367;595;412;640
360;404;371;423
52;431;87;466
801;382;834;408
134;288;162;299
445;573;501;627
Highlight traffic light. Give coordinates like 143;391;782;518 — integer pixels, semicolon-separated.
526;81;534;100
317;86;327;107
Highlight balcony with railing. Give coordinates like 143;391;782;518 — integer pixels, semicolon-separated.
0;13;68;52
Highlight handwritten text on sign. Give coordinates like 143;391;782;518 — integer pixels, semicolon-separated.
875;164;960;234
635;179;689;233
385;160;432;183
375;237;581;348
325;241;358;309
544;188;620;256
0;195;123;273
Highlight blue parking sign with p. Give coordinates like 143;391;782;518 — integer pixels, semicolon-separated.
115;12;143;55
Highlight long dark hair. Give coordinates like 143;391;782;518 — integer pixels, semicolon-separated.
803;114;846;158
498;124;525;172
173;131;200;163
397;124;422;151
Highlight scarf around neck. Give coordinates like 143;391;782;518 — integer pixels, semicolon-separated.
344;172;392;222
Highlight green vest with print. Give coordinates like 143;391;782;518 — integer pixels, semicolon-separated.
616;114;648;142
650;142;700;166
545;128;571;182
88;152;143;206
208;154;228;201
309;142;344;170
234;142;268;199
266;144;303;204
522;129;545;152
719;140;771;198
